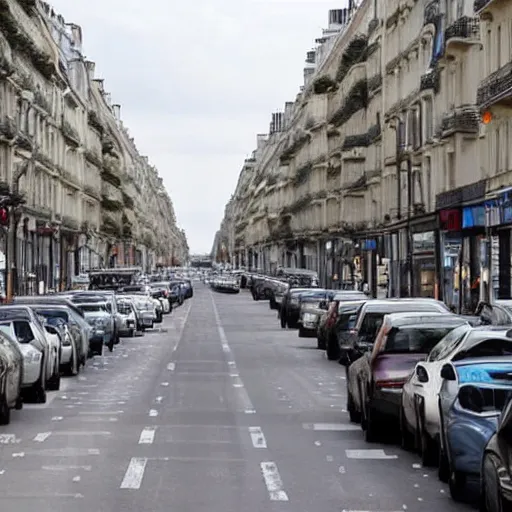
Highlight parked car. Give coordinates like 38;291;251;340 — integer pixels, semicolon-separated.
481;393;512;511
116;299;137;337
339;298;451;367
401;325;512;465
29;306;83;376
438;359;512;500
74;301;114;355
0;329;23;424
0;307;58;403
345;312;467;442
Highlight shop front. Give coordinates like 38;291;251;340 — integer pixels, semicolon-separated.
437;180;487;313
485;186;512;301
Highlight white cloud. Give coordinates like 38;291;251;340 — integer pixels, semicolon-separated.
48;0;346;252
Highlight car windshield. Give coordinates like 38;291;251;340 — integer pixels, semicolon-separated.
117;303;132;314
77;304;107;313
385;326;458;354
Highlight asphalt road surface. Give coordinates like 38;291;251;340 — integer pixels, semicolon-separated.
0;285;475;511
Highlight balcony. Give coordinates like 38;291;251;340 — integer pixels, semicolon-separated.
440;105;479;137
424;0;439;26
444;17;480;56
474;0;498;17
477;61;512;109
61;120;80;148
420;68;440;93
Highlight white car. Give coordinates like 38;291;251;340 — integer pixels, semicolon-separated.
401;324;512;464
0;329;23;424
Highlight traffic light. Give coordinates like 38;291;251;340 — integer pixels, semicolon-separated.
0;207;9;226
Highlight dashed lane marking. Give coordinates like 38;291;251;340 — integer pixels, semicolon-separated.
33;433;52;443
138;427;156;444
249;427;267;448
345;449;398;460
149;409;158;417
260;462;289;501
303;423;360;431
120;457;148;489
167;363;175;371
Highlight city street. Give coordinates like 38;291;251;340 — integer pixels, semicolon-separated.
0;286;473;512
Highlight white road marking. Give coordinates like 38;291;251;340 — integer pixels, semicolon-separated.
244;409;256;414
79;417;118;422
12;453;24;457
149;409;158;417
72;476;81;482
161;382;169;387
52;431;111;437
339;466;346;473
0;493;84;498
304;423;360;431
155;396;163;403
233;383;243;388
120;457;148;489
51;417;63;421
167;362;175;371
139;427;156;444
345;449;398;460
0;434;20;444
0;469;4;475
249;427;267;448
315;441;321;446
326;455;334;461
34;433;52;443
230;373;239;377
260;462;289;501
42;465;92;471
227;361;236;366
78;411;124;415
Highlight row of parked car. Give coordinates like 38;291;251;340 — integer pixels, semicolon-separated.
241;272;512;511
0;277;194;426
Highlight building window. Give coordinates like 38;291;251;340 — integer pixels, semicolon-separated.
424;97;433;141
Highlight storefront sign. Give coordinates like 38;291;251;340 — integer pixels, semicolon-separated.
412;231;435;252
485;200;502;227
361;239;376;251
439;209;461;231
462;205;485;228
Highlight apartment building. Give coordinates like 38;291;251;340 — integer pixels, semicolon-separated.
0;0;187;293
214;0;507;311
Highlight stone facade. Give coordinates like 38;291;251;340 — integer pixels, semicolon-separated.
213;0;512;311
0;0;187;294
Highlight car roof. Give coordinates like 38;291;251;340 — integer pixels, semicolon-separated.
384;312;467;327
0;306;33;321
362;299;448;313
338;300;368;310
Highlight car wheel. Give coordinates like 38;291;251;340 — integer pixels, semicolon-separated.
400;406;414;451
47;371;61;391
449;469;467;501
482;454;504;512
419;415;438;466
0;395;11;426
347;391;360;423
364;402;379;443
326;333;340;360
317;335;326;350
298;327;307;338
128;329;135;338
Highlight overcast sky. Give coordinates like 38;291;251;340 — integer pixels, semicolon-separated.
49;0;345;253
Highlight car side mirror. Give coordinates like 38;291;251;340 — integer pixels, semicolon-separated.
440;364;456;381
44;325;58;336
338;350;350;366
458;385;484;413
416;365;429;383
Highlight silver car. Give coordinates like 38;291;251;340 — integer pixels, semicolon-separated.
75;302;114;355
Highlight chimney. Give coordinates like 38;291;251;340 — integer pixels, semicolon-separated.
348;0;353;13
93;78;104;92
256;134;267;150
329;9;343;26
85;60;95;80
303;67;314;86
284;101;294;127
67;24;83;52
112;104;121;121
104;92;111;106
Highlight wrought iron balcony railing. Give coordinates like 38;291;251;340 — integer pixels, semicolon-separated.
477;61;512;108
445;16;480;42
441;105;479;137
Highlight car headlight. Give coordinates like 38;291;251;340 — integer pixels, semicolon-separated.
303;313;317;322
95;318;107;328
290;298;299;305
